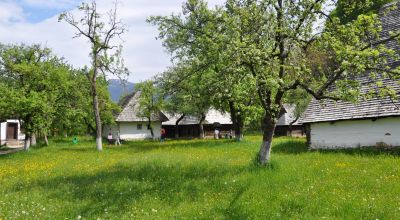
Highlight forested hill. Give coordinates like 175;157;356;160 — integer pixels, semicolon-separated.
108;79;135;102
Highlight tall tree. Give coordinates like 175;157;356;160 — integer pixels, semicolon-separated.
150;2;258;141
136;80;164;139
158;62;213;139
59;1;128;151
50;69;119;138
150;0;400;165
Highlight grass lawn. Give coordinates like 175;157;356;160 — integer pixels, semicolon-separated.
1;136;400;219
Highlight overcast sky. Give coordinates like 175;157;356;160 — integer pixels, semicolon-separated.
0;0;224;82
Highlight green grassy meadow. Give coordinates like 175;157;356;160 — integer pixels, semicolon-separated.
1;136;400;219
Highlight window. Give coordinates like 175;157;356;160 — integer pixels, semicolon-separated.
137;124;142;130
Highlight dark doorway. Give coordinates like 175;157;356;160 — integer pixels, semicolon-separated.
6;123;18;140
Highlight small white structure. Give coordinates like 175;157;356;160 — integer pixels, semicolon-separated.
103;91;168;140
0;119;25;146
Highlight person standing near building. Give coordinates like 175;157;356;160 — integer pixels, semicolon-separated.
115;130;121;146
214;128;220;140
107;132;113;145
160;128;166;142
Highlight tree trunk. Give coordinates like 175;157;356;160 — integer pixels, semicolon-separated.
259;114;277;165
199;113;206;139
288;116;300;137
175;114;185;138
148;117;154;140
44;135;49;146
85;117;96;135
229;101;243;141
235;113;244;141
24;134;31;150
91;77;103;151
30;133;37;146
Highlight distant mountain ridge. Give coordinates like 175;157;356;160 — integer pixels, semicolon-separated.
108;79;135;103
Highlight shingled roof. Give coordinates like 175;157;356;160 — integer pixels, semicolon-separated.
162;109;232;125
277;104;302;126
301;2;400;124
301;76;400;123
115;91;168;122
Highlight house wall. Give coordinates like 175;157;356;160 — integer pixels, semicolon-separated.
0;120;25;145
309;117;400;149
162;125;200;138
274;125;305;137
106;122;162;140
0;122;6;144
162;124;234;139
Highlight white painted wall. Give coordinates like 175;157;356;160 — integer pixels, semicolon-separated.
0;122;6;141
310;117;400;149
103;122;162;140
0;120;25;145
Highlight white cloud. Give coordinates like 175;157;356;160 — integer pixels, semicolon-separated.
22;0;79;9
0;0;224;82
0;2;25;25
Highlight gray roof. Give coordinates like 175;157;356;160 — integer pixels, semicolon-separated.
277;104;302;126
162;109;232;125
301;77;400;123
380;1;400;65
116;91;168;122
302;3;400;124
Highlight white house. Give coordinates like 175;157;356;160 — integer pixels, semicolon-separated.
301;2;400;149
0;119;25;147
103;91;168;140
302;75;400;149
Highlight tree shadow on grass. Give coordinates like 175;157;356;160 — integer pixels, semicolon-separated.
271;139;400;157
272;140;309;154
224;184;253;219
60;147;100;152
117;139;240;153
312;147;400;157
9;162;254;218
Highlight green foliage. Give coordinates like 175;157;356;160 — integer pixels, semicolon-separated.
136;80;164;137
2;136;400;218
331;0;394;24
158;63;212;119
0;44;118;137
0;44;74;136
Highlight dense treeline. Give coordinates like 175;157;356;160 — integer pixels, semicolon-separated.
0;44;118;149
